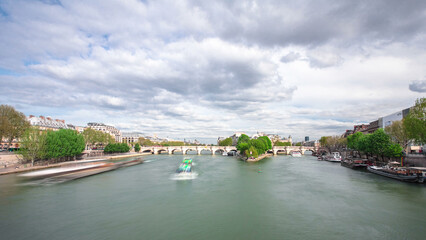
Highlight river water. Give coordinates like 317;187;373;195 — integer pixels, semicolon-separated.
0;154;425;240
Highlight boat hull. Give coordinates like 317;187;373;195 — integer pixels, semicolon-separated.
367;166;419;183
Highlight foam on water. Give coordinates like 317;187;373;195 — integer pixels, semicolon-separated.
170;172;198;181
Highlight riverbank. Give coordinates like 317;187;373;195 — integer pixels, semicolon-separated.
0;152;151;176
246;153;273;162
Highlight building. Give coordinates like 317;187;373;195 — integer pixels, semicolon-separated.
217;137;226;145
303;140;319;148
380;108;410;128
231;132;245;145
87;122;122;143
28;115;69;131
305;136;309;142
67;124;86;133
344;107;412;137
122;132;145;145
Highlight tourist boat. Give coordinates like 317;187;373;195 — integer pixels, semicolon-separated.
176;158;192;173
341;158;369;169
324;152;342;162
222;152;228;156
408;167;426;183
291;151;302;157
19;159;143;182
19;163;111;180
367;162;425;183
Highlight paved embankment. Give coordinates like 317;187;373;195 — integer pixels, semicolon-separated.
0;152;151;176
246;153;273;162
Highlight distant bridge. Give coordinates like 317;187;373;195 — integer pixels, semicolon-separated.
139;146;237;155
269;146;317;155
139;145;316;155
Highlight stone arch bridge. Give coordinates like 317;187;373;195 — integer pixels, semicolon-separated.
269;146;317;155
139;146;316;155
139;146;237;155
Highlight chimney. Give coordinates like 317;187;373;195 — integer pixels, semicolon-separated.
40;116;45;120
47;117;52;121
29;115;34;118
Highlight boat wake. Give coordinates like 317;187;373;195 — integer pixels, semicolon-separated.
170;172;199;181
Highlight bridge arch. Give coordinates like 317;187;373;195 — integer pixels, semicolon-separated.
142;149;153;154
214;149;225;155
276;149;287;155
200;149;212;155
303;150;313;155
171;149;183;154
157;149;169;154
185;148;197;155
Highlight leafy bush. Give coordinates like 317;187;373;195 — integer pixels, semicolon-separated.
104;143;131;153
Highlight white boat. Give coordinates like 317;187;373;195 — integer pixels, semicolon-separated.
291;151;302;157
222;152;228;156
325;152;342;162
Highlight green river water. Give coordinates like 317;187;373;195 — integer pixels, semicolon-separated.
0;154;425;240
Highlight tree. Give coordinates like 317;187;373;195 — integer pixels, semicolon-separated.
104;143;130;153
18;127;47;166
356;133;371;155
82;128;114;149
138;137;154;146
258;136;272;150
0;105;30;149
236;134;251;154
319;136;330;147
45;129;85;161
403;98;425;144
274;141;291;146
347;132;363;150
245;145;258;158
368;129;391;157
251;138;266;154
219;137;232;146
134;143;141;152
385;120;410;150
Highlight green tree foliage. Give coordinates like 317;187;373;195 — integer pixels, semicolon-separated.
385;120;410;149
319;136;330;147
348;129;402;158
236;134;270;158
45;129;85;160
160;141;185;146
320;135;346;152
104;143;131;153
356;133;371;154
403;98;425;144
219;137;232;146
258;136;272;150
237;142;250;155
0;105;30;149
82;128;115;149
245;146;258;158
18;127;47;166
134;143;141;152
138;137;154;146
295;142;302;146
274;141;291;146
368;129;392;156
347;132;363;149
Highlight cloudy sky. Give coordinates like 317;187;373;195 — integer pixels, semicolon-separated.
1;0;425;143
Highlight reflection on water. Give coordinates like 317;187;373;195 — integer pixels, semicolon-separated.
0;154;425;240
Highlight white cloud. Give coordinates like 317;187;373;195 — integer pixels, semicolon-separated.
0;0;425;142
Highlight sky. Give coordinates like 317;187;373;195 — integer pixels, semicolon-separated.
0;0;425;143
